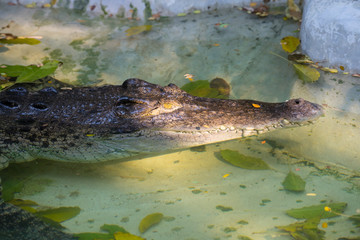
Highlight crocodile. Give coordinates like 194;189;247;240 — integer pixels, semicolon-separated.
0;78;323;239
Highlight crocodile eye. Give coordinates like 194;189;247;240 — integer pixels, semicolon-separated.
114;97;151;117
0;99;19;109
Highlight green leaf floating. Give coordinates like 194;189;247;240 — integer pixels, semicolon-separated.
349;214;360;228
293;64;320;83
139;212;163;233
282;171;306;192
220;149;270;170
0;60;60;83
35;206;81;223
286;202;347;219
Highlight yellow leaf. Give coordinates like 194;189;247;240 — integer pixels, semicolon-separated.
114;232;145;240
43;3;51;8
177;13;187;16
193;10;201;14
280;36;300;53
339;66;345;71
293;64;320;83
125;25;152;37
35;207;81;223
139;213;163;233
25;2;37;8
320;67;338;73
252;103;261;108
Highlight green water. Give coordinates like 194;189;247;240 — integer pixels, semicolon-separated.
0;3;359;240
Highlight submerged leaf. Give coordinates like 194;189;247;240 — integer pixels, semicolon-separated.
293;64;320;83
35;206;81;223
220;149;270;170
139;212;163;233
181;80;218;98
114;232;145;240
125;25;152;37
286;202;347;219
280;36;300;53
181;79;229;99
2;178;25;202
282;171;306;192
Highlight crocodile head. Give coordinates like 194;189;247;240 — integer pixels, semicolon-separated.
107;79;323;149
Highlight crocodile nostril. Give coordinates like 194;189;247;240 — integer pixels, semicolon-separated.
30;103;48;110
0;100;19;109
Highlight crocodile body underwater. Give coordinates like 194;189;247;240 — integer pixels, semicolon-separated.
0;78;323;239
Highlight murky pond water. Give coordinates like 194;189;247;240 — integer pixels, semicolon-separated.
0;3;359;240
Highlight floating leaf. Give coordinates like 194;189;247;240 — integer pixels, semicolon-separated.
114;232;145;240
0;60;60;83
220;149;270;170
349;214;360;228
320;67;338;74
286;202;347;219
280;36;300;53
35;206;81;223
8;199;39;206
282;171;306;192
288;53;313;64
277;218;325;240
285;0;302;21
100;224;127;234
74;232;113;240
138;212;163;233
293;64;320;83
74;224;129;240
125;25;152;37
177;13;187;16
0;37;41;45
